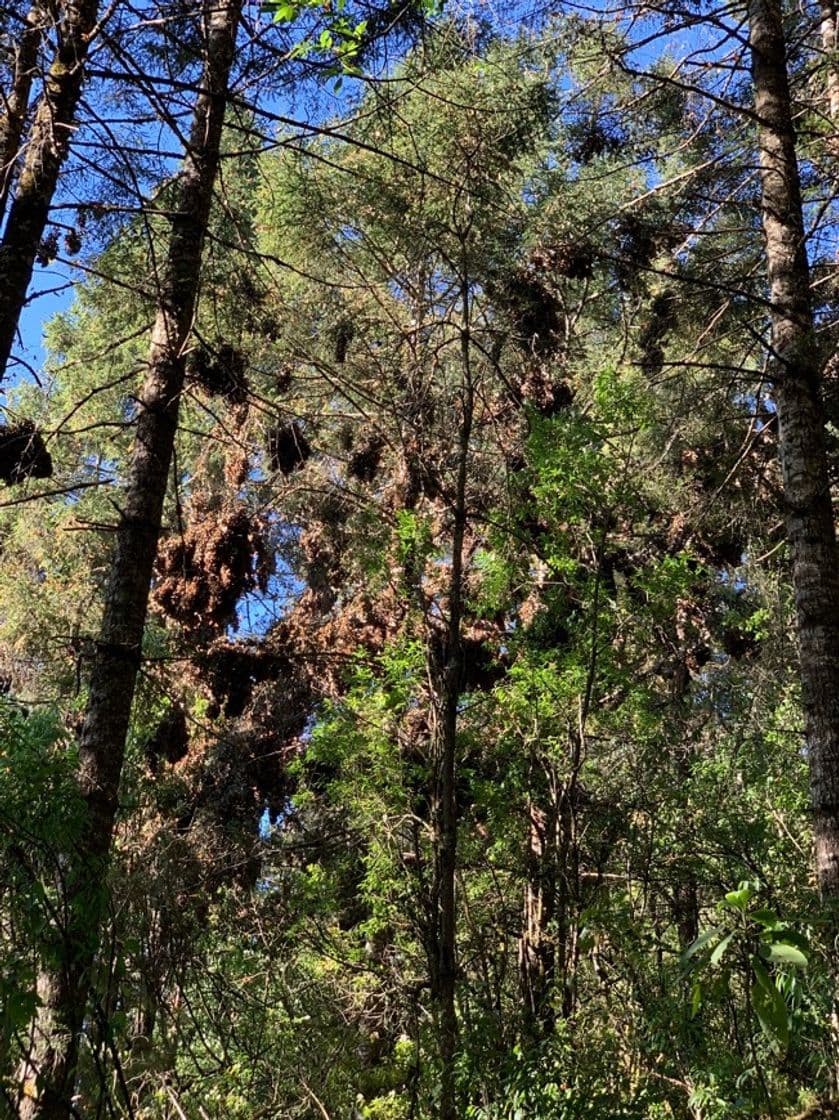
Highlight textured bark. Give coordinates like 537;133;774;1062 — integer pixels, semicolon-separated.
749;0;839;898
819;0;839;144
0;0;99;382
518;760;583;1037
0;3;46;225
519;800;558;1036
18;3;242;1115
427;283;473;1120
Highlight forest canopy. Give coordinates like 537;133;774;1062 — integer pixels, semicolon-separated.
1;0;839;1117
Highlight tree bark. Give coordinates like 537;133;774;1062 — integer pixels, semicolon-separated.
0;0;100;383
18;2;242;1114
0;2;46;226
427;277;474;1120
818;0;839;146
430;639;460;1120
749;0;839;898
519;798;558;1037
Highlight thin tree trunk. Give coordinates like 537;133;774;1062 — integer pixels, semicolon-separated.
0;0;100;382
430;650;460;1120
18;2;242;1114
0;2;46;226
428;276;474;1120
519;798;558;1038
749;0;839;901
818;0;839;144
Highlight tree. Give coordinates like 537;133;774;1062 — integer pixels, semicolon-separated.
2;4;839;1118
17;2;244;1113
0;0;102;382
748;0;839;904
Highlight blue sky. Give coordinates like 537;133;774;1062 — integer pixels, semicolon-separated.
11;269;74;385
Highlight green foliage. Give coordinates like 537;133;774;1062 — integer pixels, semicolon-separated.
0;8;835;1119
683;883;815;1053
0;702;85;1079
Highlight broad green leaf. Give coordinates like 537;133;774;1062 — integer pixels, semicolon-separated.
751;959;789;1050
767;942;808;968
680;927;721;967
763;928;809;952
752;957;774;992
710;931;735;967
751;908;779;928
724;886;753;911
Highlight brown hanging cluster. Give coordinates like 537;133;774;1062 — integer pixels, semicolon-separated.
224;444;250;490
144;706;189;772
613;212;685;290
188;344;250;404
0;420;53;484
428;620;508;693
333;318;355;363
266;420;311;475
515;366;576;416
499;268;562;356
280;586;405;700
531;240;594;282
637;290;679;377
614;213;659;286
152;505;272;632
347;434;385;482
490;242;593;361
193;639;282;718
35;230;60;265
571;119;624;164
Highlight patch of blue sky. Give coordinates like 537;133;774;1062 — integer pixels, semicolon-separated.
3;260;77;397
232;562;304;638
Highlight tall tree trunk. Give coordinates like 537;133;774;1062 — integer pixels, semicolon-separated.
18;3;242;1114
428;278;474;1120
750;0;839;900
0;0;100;382
519;796;558;1038
0;2;46;226
818;0;839;143
429;639;460;1120
750;0;839;1090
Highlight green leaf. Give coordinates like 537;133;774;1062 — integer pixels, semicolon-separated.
724;885;754;911
288;38;313;58
680;927;721;967
752;957;773;992
709;931;735;967
690;978;702;1018
750;908;779;928
271;1;299;20
751;959;789;1050
763;928;809;952
767;942;808;968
